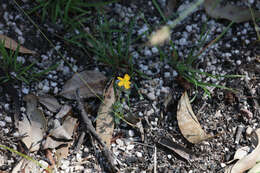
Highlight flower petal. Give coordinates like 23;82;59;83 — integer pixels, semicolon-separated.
124;81;131;89
117;77;123;81
124;74;130;81
118;81;124;87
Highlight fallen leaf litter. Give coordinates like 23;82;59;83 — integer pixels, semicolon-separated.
0;0;260;172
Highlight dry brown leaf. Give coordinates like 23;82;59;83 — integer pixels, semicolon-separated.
43;116;77;149
96;81;115;148
225;128;260;173
37;95;61;112
226;146;250;164
158;137;195;161
177;91;212;144
55;105;72;119
17;94;47;152
0;34;36;54
204;0;260;23
12;159;41;173
248;162;260;173
60;70;107;99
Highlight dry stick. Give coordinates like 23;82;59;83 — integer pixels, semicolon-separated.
75;90;118;172
241;69;260;116
154;145;157;173
75;131;86;153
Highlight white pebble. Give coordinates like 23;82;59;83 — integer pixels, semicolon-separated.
0;121;6;127
128;130;134;137
18;36;25;44
3;128;9;134
13;132;19;137
236;60;241;65
22;87;29;94
5;116;12;123
4;104;9;111
146;109;154;116
151;47;158;54
15;28;23;35
39;160;48;169
53;87;59;94
41;55;49;61
179;38;187;46
172;70;178;77
60;160;70;170
76;153;82;162
246;127;253;136
167;154;172;159
147;92;156;100
248;0;254;4
136;152;142;157
144;49;152;56
186;25;192;32
50;82;57;87
42;85;50;93
164;72;171;78
127;144;135;150
138;25;148;35
116;139;124;147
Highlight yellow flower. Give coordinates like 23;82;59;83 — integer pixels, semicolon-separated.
117;74;131;89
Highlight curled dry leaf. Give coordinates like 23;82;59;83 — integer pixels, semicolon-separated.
96;81;115;148
60;70;107;99
37;95;61;113
17;94;47;152
0;34;36;54
158;137;195;161
226;146;250;164
177;91;212;144
204;0;260;23
225;128;260;173
248;162;260;173
148;26;171;46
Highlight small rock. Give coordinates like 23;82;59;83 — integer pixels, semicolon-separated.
5;116;12;123
74;165;84;171
39;160;49;169
127;144;135;150
60;160;70;170
147;92;156;100
164;72;171;78
128;130;134;137
3;128;9;134
116;139;124;147
42;85;50;93
4;104;9;111
0;121;6;127
246;126;253;136
136;151;142;157
151;47;158;54
146;109;154;116
22;87;29;94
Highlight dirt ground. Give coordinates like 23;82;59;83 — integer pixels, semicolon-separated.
0;0;260;172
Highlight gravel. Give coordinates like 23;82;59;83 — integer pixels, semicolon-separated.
0;0;259;172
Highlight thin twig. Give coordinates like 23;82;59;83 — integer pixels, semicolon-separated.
75;89;118;172
154;145;157;173
75;131;86;153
